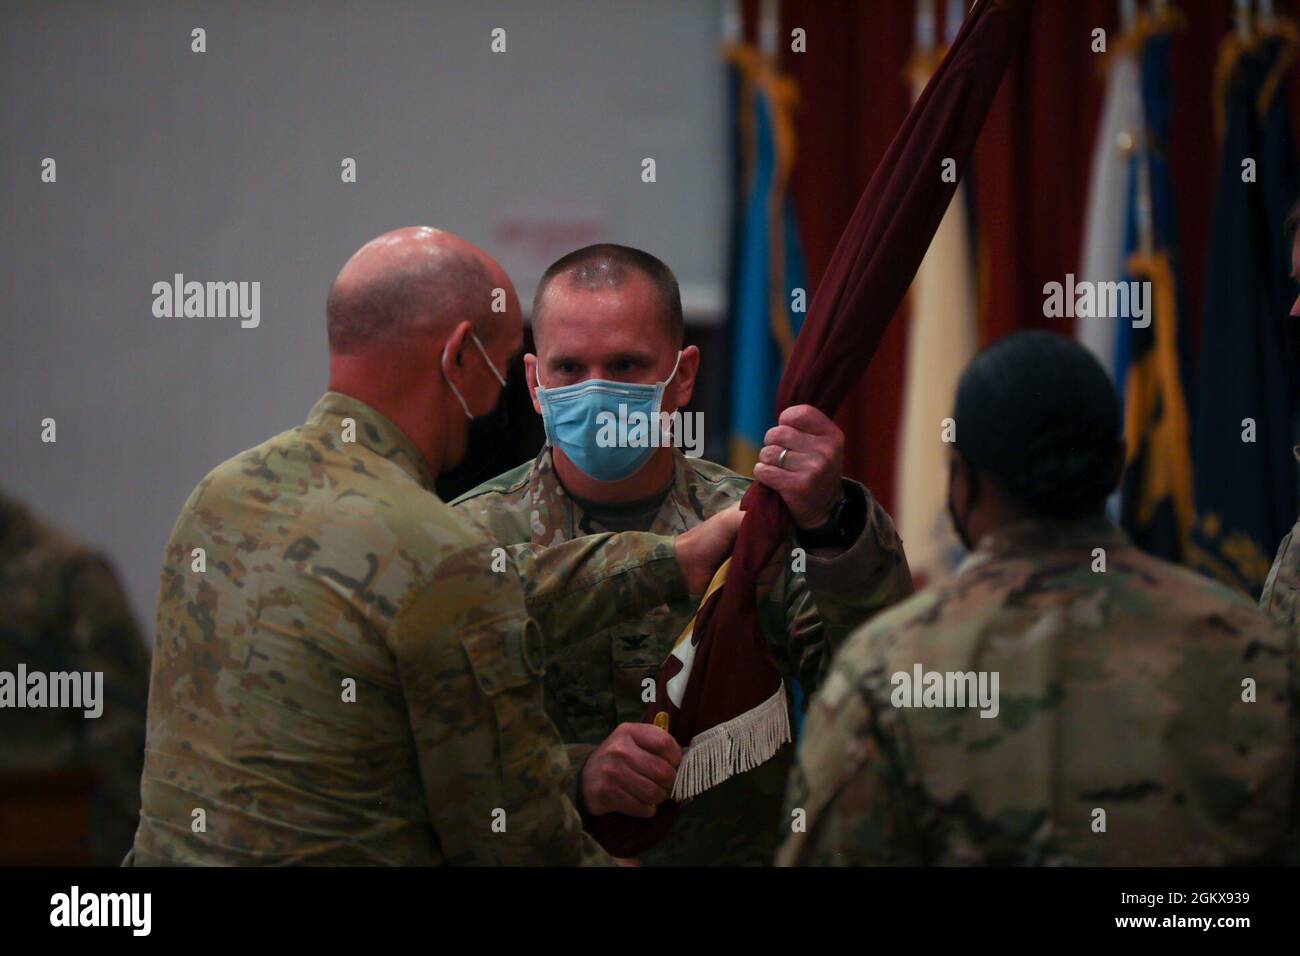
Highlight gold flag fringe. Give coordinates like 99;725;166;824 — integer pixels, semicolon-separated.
670;681;791;802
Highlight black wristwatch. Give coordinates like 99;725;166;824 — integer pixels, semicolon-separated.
795;485;867;550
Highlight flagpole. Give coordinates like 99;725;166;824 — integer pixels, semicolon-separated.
759;0;779;58
916;0;937;57
1121;0;1137;33
1259;0;1276;30
1235;0;1253;41
721;0;740;44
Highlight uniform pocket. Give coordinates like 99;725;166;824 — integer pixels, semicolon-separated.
461;616;546;697
459;617;555;786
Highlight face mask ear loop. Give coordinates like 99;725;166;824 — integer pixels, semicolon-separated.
470;332;507;387
663;350;683;386
441;342;474;420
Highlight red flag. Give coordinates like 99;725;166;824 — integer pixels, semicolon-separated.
586;0;1029;857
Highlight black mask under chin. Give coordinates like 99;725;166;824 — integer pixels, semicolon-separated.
438;390;510;491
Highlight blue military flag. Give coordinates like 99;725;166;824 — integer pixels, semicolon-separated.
725;43;808;473
1189;25;1298;594
1118;6;1195;562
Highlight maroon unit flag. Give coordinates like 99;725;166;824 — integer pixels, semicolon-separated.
586;0;1029;857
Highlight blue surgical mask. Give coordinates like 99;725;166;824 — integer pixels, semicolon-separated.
536;352;682;483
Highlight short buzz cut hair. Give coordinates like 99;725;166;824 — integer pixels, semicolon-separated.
531;243;684;346
326;248;496;354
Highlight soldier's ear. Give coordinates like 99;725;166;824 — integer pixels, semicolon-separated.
948;449;977;513
442;320;472;369
524;353;543;415
668;345;700;410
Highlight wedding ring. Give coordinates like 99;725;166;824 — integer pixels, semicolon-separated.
777;447;790;469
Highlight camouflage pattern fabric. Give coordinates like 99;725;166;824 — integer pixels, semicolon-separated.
0;489;150;866
453;446;912;865
1261;486;1300;635
778;516;1300;866
131;392;686;866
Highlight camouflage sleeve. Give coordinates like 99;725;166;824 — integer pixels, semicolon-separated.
390;541;613;866
566;743;599;808
777;741;921;866
773;482;914;699
776;648;922;866
510;532;688;654
60;554;150;867
1260;521;1300;634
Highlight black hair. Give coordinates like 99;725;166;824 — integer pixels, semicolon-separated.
954;330;1123;519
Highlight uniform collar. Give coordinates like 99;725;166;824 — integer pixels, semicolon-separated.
964;514;1128;568
526;445;697;544
305;391;435;491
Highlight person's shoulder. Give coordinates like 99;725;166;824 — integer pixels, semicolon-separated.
832;581;958;679
448;461;535;544
682;456;751;510
1131;548;1289;641
450;459;533;506
5;507;118;601
686;455;750;488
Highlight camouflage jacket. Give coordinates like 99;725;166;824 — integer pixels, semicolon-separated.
1261;511;1300;634
0;490;150;866
778;516;1300;866
131;392;689;866
453;446;912;865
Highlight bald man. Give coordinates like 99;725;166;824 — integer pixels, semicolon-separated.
129;227;740;865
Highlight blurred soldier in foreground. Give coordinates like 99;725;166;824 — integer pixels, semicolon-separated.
779;331;1299;866
1261;203;1300;632
0;487;149;865
130;227;740;866
454;245;912;865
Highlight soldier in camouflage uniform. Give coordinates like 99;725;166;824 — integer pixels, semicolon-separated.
779;332;1299;866
454;245;913;865
1261;210;1300;633
0;486;149;866
130;228;740;865
1261;448;1300;634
